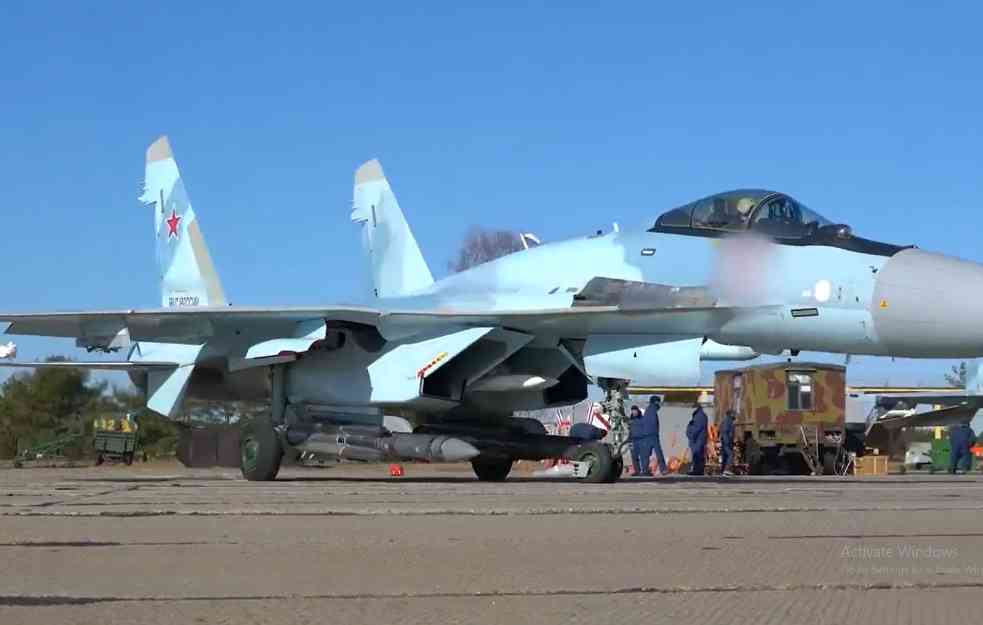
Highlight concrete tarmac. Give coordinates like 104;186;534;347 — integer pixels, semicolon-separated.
2;462;983;624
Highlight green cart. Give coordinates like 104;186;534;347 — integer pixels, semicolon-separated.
94;430;137;465
928;438;977;473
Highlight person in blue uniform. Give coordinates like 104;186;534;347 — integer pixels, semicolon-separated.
949;423;977;474
628;405;648;475
628;397;668;476
686;402;709;476
719;409;736;476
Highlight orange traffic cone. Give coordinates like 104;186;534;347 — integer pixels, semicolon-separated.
389;463;405;477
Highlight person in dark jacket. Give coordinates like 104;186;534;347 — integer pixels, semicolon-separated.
686;402;709;475
719;409;736;476
628;405;648;475
628;397;668;476
949;423;977;474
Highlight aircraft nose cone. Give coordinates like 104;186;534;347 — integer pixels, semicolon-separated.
438;438;481;462
872;248;983;357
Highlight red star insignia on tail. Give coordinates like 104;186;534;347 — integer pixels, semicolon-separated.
165;210;181;239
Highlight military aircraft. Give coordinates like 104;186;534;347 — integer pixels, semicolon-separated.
3;136;982;483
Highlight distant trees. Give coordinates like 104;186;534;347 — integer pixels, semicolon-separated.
0;359;109;458
0;359;184;459
448;227;526;273
0;360;273;460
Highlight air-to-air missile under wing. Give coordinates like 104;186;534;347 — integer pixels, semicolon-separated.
4;137;983;483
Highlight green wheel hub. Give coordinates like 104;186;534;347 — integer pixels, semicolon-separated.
239;417;282;481
241;437;260;473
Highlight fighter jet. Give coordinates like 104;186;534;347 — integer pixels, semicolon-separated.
3;137;981;483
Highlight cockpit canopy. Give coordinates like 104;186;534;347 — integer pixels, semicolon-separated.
654;190;833;240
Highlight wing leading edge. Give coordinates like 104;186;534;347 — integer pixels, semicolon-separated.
1;302;755;345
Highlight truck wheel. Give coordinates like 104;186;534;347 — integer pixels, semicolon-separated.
95;453;104;466
240;417;283;481
124;452;134;466
743;437;766;475
471;457;513;481
574;442;616;483
822;450;838;475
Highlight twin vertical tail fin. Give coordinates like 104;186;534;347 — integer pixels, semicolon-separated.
140;136;227;308
351;159;434;298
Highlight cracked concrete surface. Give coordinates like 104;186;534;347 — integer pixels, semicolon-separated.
2;462;982;623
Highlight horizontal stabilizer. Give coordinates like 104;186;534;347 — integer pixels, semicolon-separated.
2;307;379;343
0;361;178;371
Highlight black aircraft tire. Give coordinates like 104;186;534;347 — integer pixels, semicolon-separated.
240;417;283;481
471;457;513;482
574;442;616;484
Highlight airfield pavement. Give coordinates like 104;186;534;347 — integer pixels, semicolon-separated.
1;462;983;625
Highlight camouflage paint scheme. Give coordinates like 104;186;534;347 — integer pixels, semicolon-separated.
714;363;846;447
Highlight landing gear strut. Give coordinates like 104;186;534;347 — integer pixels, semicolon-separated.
598;377;630;479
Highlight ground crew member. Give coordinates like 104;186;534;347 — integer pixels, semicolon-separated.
627;405;647;475
686;401;709;475
719;409;736;476
628;398;668;476
641;396;667;475
949;423;977;474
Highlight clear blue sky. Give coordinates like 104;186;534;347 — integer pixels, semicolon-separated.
1;1;980;387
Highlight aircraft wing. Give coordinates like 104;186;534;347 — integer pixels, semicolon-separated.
1;302;747;345
872;394;983;430
0;292;760;419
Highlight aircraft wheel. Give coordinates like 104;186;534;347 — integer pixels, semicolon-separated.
574;441;616;483
241;417;283;481
471;457;513;481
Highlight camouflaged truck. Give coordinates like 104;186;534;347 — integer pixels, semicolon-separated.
714;363;850;475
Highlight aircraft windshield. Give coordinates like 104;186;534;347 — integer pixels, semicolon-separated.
748;194;831;239
654;190;833;239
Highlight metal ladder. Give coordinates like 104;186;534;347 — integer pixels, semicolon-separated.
799;425;821;475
